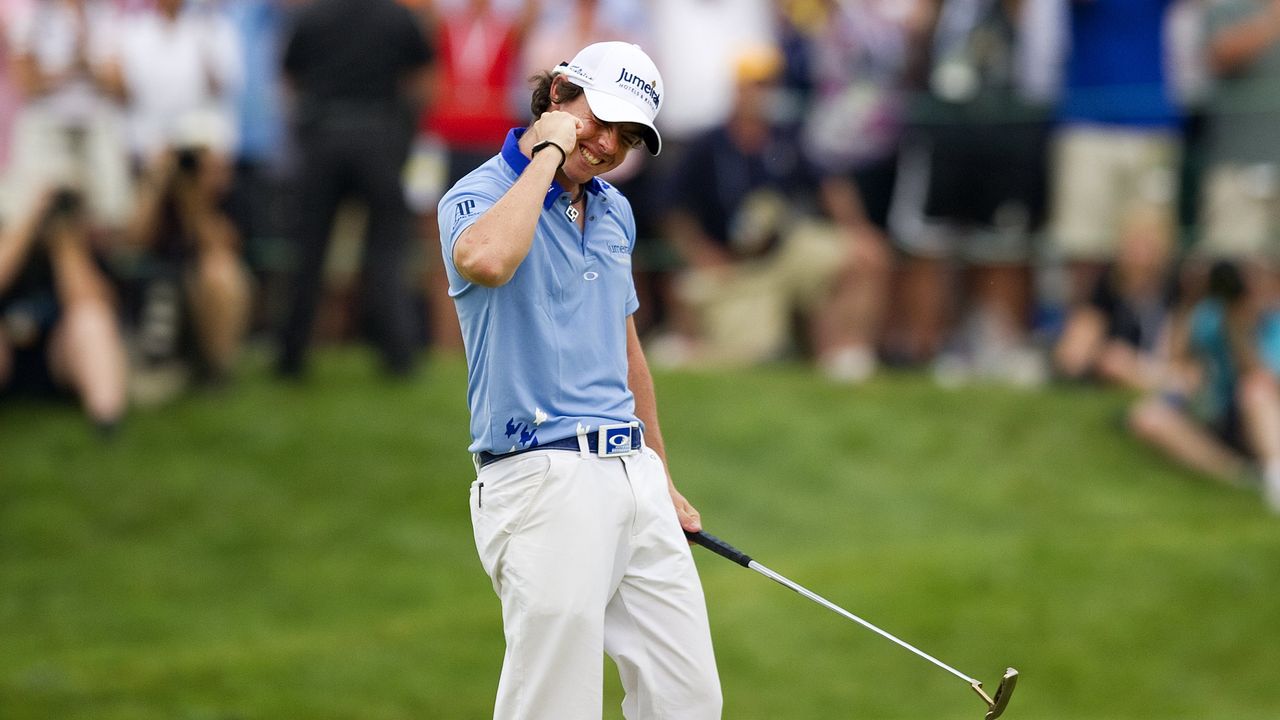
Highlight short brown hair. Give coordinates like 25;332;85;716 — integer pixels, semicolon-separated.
529;72;584;118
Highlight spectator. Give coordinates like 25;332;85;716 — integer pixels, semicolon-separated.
0;187;127;434
799;0;926;234
276;0;433;378
887;0;1051;385
1046;0;1189;306
1129;260;1280;512
656;44;892;383
648;0;773;154
1054;203;1181;391
421;0;536;189
3;0;131;232
522;0;641;94
1195;0;1280;279
105;0;250;385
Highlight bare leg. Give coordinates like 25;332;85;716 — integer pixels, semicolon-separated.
1128;396;1249;486
48;300;128;426
46;234;127;427
188;222;251;378
174;153;252;379
1095;341;1163;392
1236;370;1280;511
970;263;1030;345
891;254;950;364
1238;370;1280;462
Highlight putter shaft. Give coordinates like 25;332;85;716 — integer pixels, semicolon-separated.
747;560;981;686
687;530;1019;718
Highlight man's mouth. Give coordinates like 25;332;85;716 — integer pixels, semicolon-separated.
580;147;606;167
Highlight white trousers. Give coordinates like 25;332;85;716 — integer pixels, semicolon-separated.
470;447;722;720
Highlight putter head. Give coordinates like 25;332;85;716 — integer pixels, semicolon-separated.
970;668;1019;720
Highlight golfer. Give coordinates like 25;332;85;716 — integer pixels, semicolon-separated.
438;42;723;719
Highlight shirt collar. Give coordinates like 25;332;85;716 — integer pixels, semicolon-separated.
501;128;604;211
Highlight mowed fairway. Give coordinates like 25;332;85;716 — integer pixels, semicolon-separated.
2;349;1278;719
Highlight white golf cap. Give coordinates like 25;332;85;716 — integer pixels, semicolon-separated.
552;41;664;155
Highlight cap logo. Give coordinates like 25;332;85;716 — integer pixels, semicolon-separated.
615;67;660;111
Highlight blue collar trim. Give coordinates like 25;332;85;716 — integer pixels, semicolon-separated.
501;127;603;210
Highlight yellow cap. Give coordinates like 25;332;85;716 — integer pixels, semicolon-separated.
734;44;784;84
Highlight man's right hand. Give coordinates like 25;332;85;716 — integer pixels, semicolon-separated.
530;111;582;161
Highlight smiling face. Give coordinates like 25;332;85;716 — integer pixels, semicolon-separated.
552;90;645;184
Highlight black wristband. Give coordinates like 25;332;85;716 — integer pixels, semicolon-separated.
531;139;568;168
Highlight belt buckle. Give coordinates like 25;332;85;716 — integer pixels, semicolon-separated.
597;422;640;458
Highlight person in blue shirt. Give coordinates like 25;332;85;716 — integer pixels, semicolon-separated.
1047;0;1187;306
437;42;722;719
1128;260;1280;512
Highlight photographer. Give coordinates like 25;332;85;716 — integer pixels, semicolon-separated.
3;0;131;231
104;0;249;384
123;143;249;384
0;187;128;434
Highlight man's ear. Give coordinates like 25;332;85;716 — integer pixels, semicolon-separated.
549;75;567;107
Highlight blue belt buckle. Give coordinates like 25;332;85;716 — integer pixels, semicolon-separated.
598;422;640;458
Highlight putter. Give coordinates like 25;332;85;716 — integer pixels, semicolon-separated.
686;530;1019;719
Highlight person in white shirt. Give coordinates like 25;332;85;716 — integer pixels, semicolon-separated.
103;0;250;384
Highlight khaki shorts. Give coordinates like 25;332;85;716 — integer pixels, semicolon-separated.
1048;125;1180;260
0;107;133;229
1197;162;1280;262
677;220;847;364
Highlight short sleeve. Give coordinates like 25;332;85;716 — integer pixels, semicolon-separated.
437;180;501;296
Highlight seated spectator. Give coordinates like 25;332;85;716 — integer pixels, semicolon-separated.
1128;260;1280;512
104;0;250;384
655;44;892;383
0;187;128;434
1054;204;1181;391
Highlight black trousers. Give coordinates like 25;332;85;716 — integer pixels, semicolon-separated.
278;110;417;375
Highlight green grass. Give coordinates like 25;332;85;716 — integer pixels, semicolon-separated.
2;348;1278;719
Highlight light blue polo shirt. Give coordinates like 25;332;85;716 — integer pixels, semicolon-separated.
438;128;642;455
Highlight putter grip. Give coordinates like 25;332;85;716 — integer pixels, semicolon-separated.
685;530;753;568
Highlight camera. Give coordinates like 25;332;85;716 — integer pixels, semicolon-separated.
48;187;83;220
175;146;203;174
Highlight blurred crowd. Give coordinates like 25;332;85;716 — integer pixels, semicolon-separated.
2;0;1280;510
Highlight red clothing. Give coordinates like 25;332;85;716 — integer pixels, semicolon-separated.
423;10;522;149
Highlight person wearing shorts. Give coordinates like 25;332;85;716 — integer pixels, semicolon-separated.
886;0;1049;379
437;42;722;719
1047;0;1185;304
1196;0;1280;271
